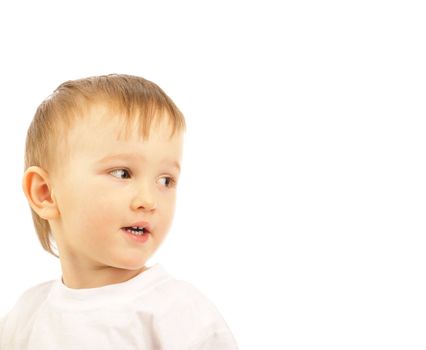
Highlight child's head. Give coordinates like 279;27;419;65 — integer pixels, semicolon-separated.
23;74;186;275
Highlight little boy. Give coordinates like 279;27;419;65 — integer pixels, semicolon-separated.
0;74;238;349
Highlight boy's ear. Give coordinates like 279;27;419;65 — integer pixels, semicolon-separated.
22;166;60;220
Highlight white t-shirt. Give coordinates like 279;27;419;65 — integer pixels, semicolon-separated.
0;264;238;350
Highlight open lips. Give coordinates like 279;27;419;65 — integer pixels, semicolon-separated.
122;221;152;235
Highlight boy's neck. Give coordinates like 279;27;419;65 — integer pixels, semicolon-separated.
59;258;147;289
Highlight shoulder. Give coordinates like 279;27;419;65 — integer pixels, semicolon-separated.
156;279;222;321
2;280;55;325
15;280;55;308
151;279;238;348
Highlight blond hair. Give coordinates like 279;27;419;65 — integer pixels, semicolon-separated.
24;74;186;257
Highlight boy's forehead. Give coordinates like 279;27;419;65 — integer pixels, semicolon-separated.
70;104;175;142
65;106;182;161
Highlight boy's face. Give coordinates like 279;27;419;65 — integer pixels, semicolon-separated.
49;105;184;278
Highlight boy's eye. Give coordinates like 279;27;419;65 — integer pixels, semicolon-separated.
109;169;176;188
110;168;131;179
159;176;177;188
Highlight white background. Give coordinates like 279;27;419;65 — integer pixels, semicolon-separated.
0;1;425;349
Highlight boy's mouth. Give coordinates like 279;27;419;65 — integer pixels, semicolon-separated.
121;221;151;236
121;221;152;235
121;226;151;243
122;227;150;234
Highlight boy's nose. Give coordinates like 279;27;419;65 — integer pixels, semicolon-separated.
130;186;157;211
130;196;156;211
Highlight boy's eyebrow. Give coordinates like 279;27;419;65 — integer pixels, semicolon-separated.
96;153;181;172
